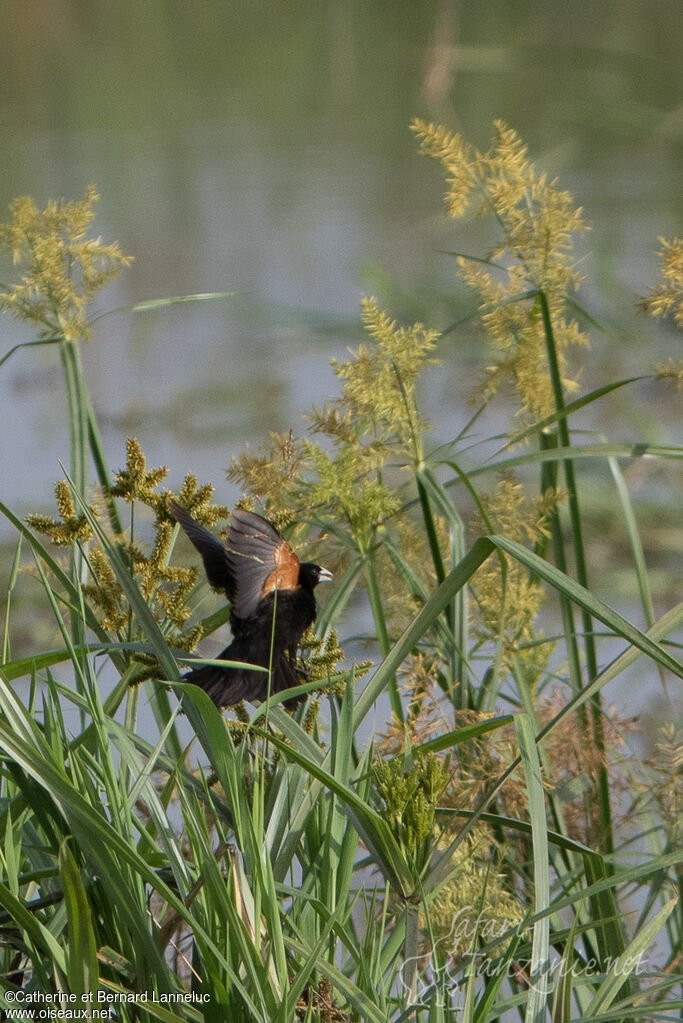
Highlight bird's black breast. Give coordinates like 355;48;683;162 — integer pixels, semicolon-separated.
170;500;330;706
230;585;317;656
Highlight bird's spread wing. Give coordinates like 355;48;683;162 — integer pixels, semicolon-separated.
168;499;231;593
227;508;300;619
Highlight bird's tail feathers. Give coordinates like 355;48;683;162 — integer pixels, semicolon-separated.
182;657;303;708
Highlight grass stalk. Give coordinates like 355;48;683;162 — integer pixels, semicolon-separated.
538;290;614;856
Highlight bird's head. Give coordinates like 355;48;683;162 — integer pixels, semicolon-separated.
299;562;333;590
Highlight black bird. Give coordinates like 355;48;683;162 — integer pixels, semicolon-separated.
169;500;332;706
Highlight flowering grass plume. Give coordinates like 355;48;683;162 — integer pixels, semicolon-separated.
469;472;558;678
641;237;683;387
412;118;588;419
0;185;132;341
26;439;228;676
231;297;439;557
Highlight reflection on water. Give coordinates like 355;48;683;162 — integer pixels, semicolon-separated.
1;1;681;511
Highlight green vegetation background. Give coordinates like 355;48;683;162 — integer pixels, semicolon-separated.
0;115;680;1020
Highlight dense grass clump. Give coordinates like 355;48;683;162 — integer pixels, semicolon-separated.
0;128;681;1022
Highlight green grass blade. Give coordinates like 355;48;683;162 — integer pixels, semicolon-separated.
473;930;524;1023
365;548;403;721
496;376;648;451
489;535;683;679
516;715;551;1023
66;480;181;683
0;336;60;369
550;907;581;1023
89;290;241;325
582;851;629;991
131;290;241;312
0;502;117;653
413;714;515;756
59;838;99;998
586;897;677;1018
0;681;217;978
354;538;494;727
2;536;22;662
285;934;389;1023
85;388;122;533
0;875;67;973
253;725;414;898
460;442;683;480
2;644;114;681
607;456;656;628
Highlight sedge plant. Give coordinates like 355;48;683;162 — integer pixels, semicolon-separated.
0;129;680;1022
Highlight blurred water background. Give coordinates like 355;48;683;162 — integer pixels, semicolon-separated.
0;0;681;730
